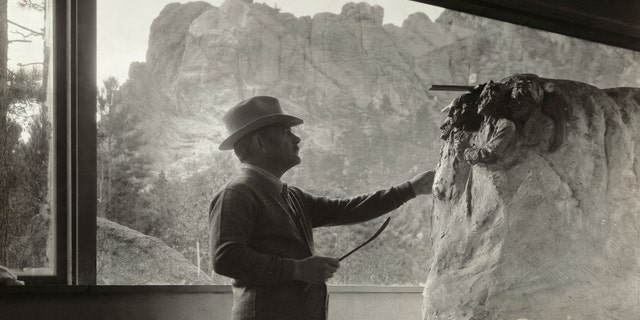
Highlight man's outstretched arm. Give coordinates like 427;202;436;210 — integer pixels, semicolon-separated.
302;170;435;228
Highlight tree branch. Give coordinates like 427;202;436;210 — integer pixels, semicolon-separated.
18;0;44;11
17;62;43;67
12;29;32;37
10;30;39;45
7;20;44;38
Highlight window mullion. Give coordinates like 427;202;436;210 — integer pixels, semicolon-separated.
71;0;96;286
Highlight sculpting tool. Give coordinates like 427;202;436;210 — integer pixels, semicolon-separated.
303;217;391;295
338;216;391;261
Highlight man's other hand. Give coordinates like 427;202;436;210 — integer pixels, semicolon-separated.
293;256;340;284
410;170;435;195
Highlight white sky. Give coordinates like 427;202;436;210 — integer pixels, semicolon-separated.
97;0;444;84
7;2;45;70
5;1;445;90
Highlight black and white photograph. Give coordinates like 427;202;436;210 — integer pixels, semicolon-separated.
1;0;640;319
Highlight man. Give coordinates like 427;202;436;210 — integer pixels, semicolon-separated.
209;96;435;320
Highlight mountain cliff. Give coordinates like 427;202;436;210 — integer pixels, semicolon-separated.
114;0;640;187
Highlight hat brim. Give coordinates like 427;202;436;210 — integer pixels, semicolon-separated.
219;114;303;150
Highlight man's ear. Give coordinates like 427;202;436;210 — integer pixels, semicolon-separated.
251;133;267;154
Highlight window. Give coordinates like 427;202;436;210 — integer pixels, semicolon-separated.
3;0;638;287
94;0;448;286
92;0;640;287
0;0;95;286
0;0;60;283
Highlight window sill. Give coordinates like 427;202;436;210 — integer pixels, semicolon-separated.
0;285;423;294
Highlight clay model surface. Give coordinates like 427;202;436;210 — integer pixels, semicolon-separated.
425;74;640;320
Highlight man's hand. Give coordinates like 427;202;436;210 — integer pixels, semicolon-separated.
410;170;435;195
293;256;340;284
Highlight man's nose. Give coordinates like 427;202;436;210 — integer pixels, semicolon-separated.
291;133;301;144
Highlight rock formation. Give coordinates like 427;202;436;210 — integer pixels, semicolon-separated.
425;74;640;319
97;218;213;285
116;0;640;184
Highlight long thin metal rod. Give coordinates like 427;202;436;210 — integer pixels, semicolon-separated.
429;84;475;92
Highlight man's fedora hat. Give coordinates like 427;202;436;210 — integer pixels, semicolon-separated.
219;96;303;150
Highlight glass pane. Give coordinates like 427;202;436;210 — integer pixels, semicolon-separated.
96;0;640;286
0;0;54;276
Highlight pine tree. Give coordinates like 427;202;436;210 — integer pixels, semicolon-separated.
0;0;50;268
97;77;119;216
0;0;13;266
8;105;49;269
97;77;152;230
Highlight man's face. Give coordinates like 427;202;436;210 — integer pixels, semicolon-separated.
259;124;301;171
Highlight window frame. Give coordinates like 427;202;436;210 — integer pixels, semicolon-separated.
17;0;96;286
413;0;640;51
71;0;97;286
16;0;69;285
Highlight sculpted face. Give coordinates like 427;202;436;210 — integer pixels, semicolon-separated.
450;92;483;130
509;77;544;120
477;81;509;118
449;96;465;128
445;88;485;132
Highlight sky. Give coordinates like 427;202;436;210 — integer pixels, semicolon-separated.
97;0;444;84
7;2;45;71
5;1;446;86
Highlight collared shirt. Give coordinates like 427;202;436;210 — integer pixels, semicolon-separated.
241;163;284;193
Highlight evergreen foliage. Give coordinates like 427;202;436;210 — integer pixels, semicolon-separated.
0;0;51;271
97;77;152;228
